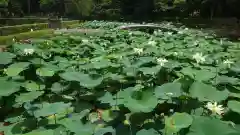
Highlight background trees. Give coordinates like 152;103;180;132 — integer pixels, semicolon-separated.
0;0;240;21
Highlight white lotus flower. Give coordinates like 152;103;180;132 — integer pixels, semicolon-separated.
167;32;173;35
12;38;15;42
194;41;199;46
30;29;34;32
192;52;206;64
184;28;189;30
165;92;173;96
206;102;224;115
148;40;157;46
173;52;178;56
223;59;234;68
133;48;143;55
154;30;162;35
178;31;183;34
82;39;89;43
157;58;168;66
129;32;132;35
178;52;183;56
62;95;74;100
153;31;158;35
23;48;35;55
169;109;174;113
3;68;7;74
88;112;100;123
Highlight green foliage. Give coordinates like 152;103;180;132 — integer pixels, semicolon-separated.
0;20;240;135
39;0;55;6
65;0;94;17
0;0;8;6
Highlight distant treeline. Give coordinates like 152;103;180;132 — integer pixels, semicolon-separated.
0;0;240;21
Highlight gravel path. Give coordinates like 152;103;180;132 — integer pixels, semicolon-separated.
54;28;104;34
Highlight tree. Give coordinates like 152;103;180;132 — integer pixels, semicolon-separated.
0;0;8;17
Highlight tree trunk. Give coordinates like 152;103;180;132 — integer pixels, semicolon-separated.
28;0;30;14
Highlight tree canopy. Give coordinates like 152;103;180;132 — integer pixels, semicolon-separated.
0;0;240;20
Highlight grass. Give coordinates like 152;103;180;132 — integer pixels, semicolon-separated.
0;23;49;36
0;17;48;26
0;20;82;46
0;20;80;36
62;20;81;28
0;29;54;45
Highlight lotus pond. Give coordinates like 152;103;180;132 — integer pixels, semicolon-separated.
0;21;240;135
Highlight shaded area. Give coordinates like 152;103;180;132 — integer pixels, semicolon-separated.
157;17;240;41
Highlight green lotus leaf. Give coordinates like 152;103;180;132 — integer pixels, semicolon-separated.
189;81;228;102
91;59;112;69
154;82;182;99
136;129;160;135
165;112;193;134
36;67;55;77
181;68;216;82
94;126;115;135
4;114;25;123
59;119;95;135
34;102;71;117
118;88;158;113
30;58;47;65
132;57;155;67
60;71;103;88
51;82;68;93
98;92;116;106
214;76;239;85
23;81;45;91
0;79;20;97
0;52;16;65
0;123;17;135
139;66;161;75
187;116;239;135
15;91;44;105
5;62;30;76
74;101;93;113
18;130;54;135
101;109;119;122
228;100;240;114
